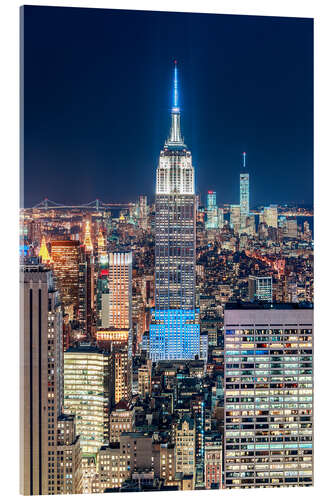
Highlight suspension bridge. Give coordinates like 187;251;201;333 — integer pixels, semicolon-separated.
26;198;136;211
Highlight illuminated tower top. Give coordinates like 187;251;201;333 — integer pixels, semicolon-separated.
242;151;248;172
39;235;51;263
83;220;93;252
97;229;106;252
165;60;185;148
157;61;194;195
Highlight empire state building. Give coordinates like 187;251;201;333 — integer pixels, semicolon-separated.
149;61;200;361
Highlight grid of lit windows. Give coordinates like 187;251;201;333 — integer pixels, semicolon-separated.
150;309;200;361
64;347;110;455
224;316;313;488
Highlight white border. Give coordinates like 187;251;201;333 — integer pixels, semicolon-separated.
1;1;332;499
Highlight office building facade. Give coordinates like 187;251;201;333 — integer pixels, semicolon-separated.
248;276;273;302
175;415;196;478
64;343;110;455
260;205;278;229
224;304;313;488
230;204;241;234
108;252;132;330
96;328;132;404
51;240;82;319
204;433;223;489
20;263;82;495
206;191;218;229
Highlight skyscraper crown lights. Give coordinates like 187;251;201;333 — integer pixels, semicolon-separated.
157;61;194;196
165;60;185;148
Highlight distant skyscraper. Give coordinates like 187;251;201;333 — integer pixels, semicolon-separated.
286;217;298;239
96;240;109;329
230;204;241;234
218;207;224;229
139;195;148;229
240;152;249;229
206;191;218;229
260;204;278;229
108;252;132;331
78;252;94;335
207;190;216;209
51;240;82;319
224;303;313;488
149;61;200;362
248;275;273;302
83;219;93;252
20;263;81;495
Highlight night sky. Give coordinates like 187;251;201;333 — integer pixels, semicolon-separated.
23;6;313;208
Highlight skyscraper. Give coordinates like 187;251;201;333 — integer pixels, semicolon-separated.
240;152;249;229
83;219;93;253
51;240;82;319
20;263;82;495
206;191;218;229
95;328;133;405
108;252;132;331
218;207;224;229
224;303;313;488
260;204;278;229
78;252;95;336
230;204;241;234
64;343;110;455
149;61;200;361
139;195;148;229
248;275;273;302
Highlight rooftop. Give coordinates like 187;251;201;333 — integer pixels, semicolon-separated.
225;301;313;310
65;342;109;355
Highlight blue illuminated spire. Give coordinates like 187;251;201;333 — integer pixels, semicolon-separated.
243;152;247;168
166;60;184;147
172;60;179;111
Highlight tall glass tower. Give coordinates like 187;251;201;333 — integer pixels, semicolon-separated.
206;191;218;229
240;151;249;229
149;61;200;362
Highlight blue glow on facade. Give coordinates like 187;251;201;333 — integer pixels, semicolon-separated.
149;309;200;362
20;244;29;256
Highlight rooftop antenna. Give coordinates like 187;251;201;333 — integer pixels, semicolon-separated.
242;152;247;168
173;59;179;111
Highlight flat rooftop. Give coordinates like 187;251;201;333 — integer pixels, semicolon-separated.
225;302;313;310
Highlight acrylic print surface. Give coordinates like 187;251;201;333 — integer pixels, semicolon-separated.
20;5;314;495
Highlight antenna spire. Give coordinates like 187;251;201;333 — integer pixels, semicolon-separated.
173;60;179;111
166;60;184;146
242;152;247;168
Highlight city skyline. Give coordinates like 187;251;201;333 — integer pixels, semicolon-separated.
23;6;313;208
20;5;314;495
